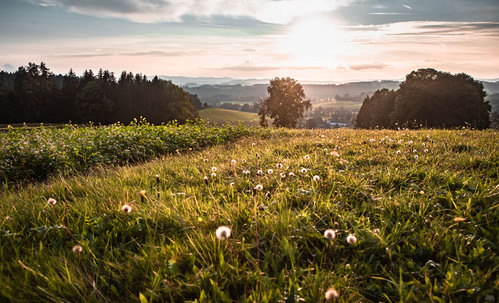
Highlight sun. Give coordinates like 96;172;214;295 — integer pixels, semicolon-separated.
280;16;348;67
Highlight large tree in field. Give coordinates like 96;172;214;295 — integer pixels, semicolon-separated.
355;88;396;129
259;77;311;128
390;68;490;129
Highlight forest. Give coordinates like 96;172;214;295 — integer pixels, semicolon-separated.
0;62;200;125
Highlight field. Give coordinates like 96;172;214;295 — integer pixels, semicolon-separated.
198;108;260;126
0;124;498;302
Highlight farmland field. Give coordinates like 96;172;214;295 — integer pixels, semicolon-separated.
0;125;498;302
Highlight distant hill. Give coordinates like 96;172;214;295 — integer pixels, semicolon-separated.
183;81;402;106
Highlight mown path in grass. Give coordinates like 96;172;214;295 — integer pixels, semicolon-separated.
0;128;498;302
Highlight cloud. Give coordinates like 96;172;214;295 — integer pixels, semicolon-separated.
122;50;199;57
347;62;387;70
26;0;353;24
218;61;327;71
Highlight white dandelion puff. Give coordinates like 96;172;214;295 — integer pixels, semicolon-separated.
280;173;286;178
267;169;273;174
231;159;236;165
346;234;357;245
121;204;132;213
257;169;263;175
301;168;307;174
289;172;295;177
304;155;310;160
72;244;83;254
325;287;339;302
211;167;217;172
216;226;231;240
276;163;283;169
313;175;320;182
47;198;57;206
254;184;263;191
324;229;336;240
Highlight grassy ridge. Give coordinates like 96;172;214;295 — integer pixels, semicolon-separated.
0;128;498;302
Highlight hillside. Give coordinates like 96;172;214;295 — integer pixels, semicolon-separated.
199;108;260;126
0;125;497;302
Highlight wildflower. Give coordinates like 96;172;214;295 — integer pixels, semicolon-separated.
369;138;375;142
139;190;146;198
72;244;83;254
301;168;307;174
121;204;132;213
231;159;236;165
204;158;208;162
155;174;160;183
251;143;256;147
330;151;340;157
276;163;283;169
198;217;203;222
215;226;231;240
414;155;419;159
257;169;263;175
229;182;235;187
242;159;247;163
280;173;286;178
346;234;357;245
324;148;328;152
454;217;466;222
254;184;263;191
243;170;250;175
211;172;217;178
324;229;336;240
424;149;429;153
313;175;320;182
47;198;57;206
304;155;310;160
289;172;295;177
413;149;418;153
203;176;209;184
325;287;339;302
211;167;217;172
373;228;380;234
5;216;13;222
396;150;401;154
267;169;273;174
408;140;413;144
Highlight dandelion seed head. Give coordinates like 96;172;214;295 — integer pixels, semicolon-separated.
5;216;13;222
243;170;250;175
251;143;256;147
304;155;310;160
313;175;320;182
72;244;83;254
369;138;375;142
231;159;236;165
204;158;208;162
47;198;57;206
414;155;419;159
230;182;235;187
267;169;273;174
254;184;263;191
280;173;286;178
301;168;307;173
324;229;336;240
325;287;339;302
396;150;401;154
211;167;217;172
215;226;231;240
289;172;295;177
276;163;283;169
257;170;263;175
424;149;429;153
211;172;217;178
121;204;132;213
346;234;357;245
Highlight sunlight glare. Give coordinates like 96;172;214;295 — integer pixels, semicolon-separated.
281;16;348;67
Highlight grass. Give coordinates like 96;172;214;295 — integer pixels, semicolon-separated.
198;108;260;126
0;127;498;302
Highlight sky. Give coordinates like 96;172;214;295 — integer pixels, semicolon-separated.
1;0;498;83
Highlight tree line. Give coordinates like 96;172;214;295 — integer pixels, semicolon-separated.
356;68;491;129
0;62;199;125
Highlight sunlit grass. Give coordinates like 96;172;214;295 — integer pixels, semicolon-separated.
0;127;497;302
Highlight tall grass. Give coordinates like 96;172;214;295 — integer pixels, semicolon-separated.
0;127;497;302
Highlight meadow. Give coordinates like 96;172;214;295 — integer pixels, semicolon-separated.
198;108;260;126
0;124;498;302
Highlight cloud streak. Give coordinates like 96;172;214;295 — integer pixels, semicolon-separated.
27;0;353;24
